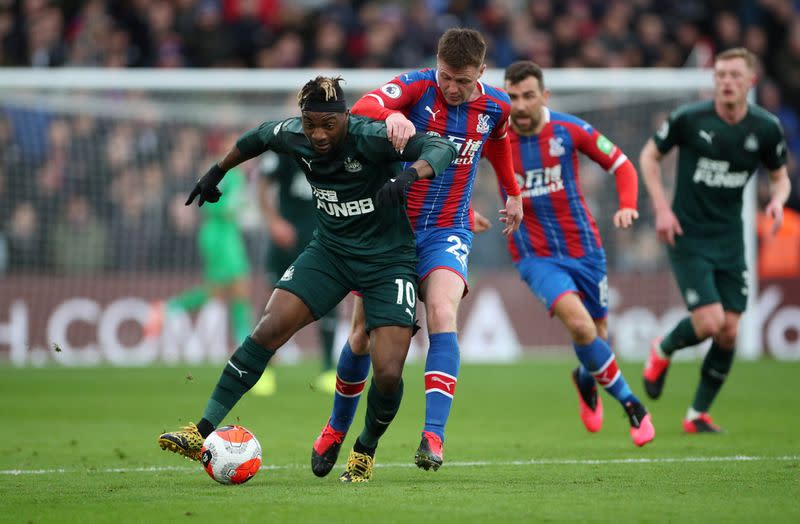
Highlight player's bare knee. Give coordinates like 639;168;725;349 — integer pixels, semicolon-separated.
425;300;458;332
715;324;738;349
348;328;369;355
250;321;276;349
371;366;403;394
251;313;289;349
693;310;724;338
594;319;608;341
565;317;597;345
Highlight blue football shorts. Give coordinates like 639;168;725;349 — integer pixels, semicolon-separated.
515;250;609;319
415;227;473;294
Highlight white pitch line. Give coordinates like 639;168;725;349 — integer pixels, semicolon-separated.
2;455;798;476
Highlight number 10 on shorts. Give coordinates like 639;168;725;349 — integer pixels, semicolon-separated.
394;279;417;306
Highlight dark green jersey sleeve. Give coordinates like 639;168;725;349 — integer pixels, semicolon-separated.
357;127;458;177
399;133;459;177
236;119;294;158
652;106;687;154
759;115;788;171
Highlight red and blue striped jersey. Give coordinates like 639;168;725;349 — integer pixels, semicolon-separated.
503;108;633;262
356;68;511;231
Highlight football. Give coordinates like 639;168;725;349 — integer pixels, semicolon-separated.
200;425;262;484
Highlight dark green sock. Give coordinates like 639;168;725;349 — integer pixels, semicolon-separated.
318;308;337;371
358;378;404;449
167;287;210;312
201;336;274;427
229;298;253;343
661;317;704;356
692;343;735;412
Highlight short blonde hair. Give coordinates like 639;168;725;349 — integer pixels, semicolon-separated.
715;47;757;70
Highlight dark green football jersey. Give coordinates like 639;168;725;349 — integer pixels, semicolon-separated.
237;115;457;258
653;100;787;252
259;151;316;241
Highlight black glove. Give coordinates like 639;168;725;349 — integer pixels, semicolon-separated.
185;164;226;207
376;168;419;207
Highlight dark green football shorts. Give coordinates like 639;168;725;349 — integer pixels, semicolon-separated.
667;245;748;313
275;240;418;331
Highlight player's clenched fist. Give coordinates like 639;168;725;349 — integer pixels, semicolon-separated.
376;167;419;207
186;164;226;207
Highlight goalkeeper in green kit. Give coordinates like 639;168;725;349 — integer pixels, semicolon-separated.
144;163;254;351
157;76;457;483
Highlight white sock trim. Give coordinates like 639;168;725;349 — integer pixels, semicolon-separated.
686;407;702;420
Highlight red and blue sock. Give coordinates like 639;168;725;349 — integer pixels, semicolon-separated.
574;338;638;406
329;341;370;433
423;332;460;441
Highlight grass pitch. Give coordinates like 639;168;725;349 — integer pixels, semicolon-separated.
1;359;798;523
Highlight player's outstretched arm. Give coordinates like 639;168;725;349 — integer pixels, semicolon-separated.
639;138;682;245
352;98;414;151
374;132;458;207
186;163;225;207
185;146;251;207
609;152;639;229
765;166;791;235
572;122;640;230
352;78;420;152
483;135;523;236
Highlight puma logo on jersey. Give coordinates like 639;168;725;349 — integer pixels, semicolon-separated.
405;307;414;319
301;158;313;170
227;360;248;378
424;105;440;121
698;130;714;144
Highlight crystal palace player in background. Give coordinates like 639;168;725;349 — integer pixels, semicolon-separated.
158;76;458;483
640;48;790;434
487;60;655;446
310;28;524;476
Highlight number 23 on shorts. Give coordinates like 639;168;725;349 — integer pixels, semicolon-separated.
446;235;469;271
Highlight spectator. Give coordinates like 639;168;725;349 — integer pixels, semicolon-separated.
183;1;235;67
3;0;800;277
774;18;800;110
6;201;43;270
49;192;108;275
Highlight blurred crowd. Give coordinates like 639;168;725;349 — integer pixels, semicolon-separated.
1;0;800;276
